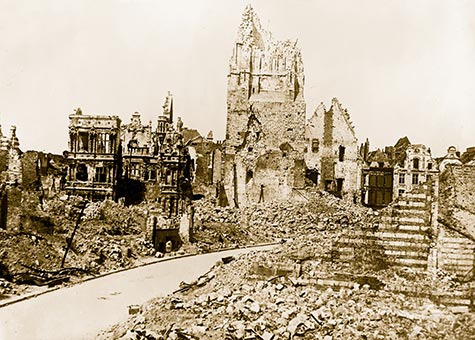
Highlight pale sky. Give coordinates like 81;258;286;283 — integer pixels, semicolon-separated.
1;0;474;156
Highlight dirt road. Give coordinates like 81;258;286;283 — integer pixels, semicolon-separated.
0;245;275;340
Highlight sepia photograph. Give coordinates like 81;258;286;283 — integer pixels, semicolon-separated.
0;0;475;339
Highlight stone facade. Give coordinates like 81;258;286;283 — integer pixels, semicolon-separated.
393;143;438;199
152;94;193;217
121;112;156;183
65;108;122;201
305;99;361;198
223;5;306;207
65;93;193;217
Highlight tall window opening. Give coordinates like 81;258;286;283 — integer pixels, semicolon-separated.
338;146;346;162
413;158;419;169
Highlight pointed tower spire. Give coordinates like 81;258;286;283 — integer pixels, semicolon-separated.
162;91;173;124
237;4;268;49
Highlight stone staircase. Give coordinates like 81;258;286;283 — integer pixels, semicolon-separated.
334;192;433;271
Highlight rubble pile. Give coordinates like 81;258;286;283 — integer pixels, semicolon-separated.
81;199;146;236
98;248;475;340
0;230;65;276
0;229;67;295
0;196;155;297
98;192;475;340
192;191;371;252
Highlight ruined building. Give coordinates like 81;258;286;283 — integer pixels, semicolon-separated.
182;128;223;198
65;93;192;216
65;108;122;201
151;92;193;217
223;5;306;207
305;99;361;198
460;146;475;165
0;125;67;230
0;125;22;185
121;112;155;182
361;143;394;208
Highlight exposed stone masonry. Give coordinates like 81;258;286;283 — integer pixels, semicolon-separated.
305;98;360;198
65;109;122;201
223;5;307;207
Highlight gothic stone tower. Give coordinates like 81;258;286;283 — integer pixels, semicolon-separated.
223;5;306;207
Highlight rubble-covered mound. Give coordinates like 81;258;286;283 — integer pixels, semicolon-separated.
97;192;474;340
0;196;155;297
192;191;371;252
97;246;475;340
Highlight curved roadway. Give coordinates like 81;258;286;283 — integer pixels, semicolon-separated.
0;245;275;340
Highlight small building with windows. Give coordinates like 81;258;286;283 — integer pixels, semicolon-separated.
65;108;122;201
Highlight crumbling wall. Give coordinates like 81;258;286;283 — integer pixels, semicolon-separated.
5;186;21;229
0;151;67;231
437;164;475;279
305;98;360;198
188;139;223;196
21;151;39;189
437;226;475;280
438;164;475;240
223;104;306;207
304;103;325;172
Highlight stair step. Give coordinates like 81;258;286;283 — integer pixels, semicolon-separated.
396;201;426;208
379;225;430;233
397;217;426;224
347;230;430;239
391;257;428;267
380;239;430;248
397;209;426;215
338;249;429;261
338;238;430;250
440;237;475;246
375;231;428;240
384;249;429;259
403;193;427;199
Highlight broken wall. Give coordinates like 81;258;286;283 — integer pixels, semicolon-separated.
437;226;475;280
187;138;223;196
438;164;475;240
305;98;360;198
437;164;475;279
223;101;306;206
1;151;66;230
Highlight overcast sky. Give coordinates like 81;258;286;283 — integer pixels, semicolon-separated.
1;0;474;156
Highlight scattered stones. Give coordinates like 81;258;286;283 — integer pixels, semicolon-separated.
95;191;475;340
